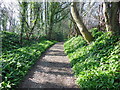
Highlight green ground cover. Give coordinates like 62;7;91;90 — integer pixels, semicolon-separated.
64;28;120;89
1;31;56;89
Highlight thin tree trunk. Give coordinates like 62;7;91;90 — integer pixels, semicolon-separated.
71;2;93;43
45;1;48;36
20;2;27;46
20;17;24;46
47;3;53;40
48;22;53;40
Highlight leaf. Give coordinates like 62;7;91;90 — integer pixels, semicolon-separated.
32;19;36;23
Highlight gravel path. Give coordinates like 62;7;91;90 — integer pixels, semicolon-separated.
19;42;78;88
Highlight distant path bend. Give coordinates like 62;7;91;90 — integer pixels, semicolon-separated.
19;42;78;88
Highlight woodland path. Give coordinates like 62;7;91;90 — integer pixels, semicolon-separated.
19;42;78;88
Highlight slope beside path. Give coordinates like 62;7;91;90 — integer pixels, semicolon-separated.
19;42;78;88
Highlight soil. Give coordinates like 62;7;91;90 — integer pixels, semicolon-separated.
18;42;78;88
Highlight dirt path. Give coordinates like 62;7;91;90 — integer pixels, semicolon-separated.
19;42;78;88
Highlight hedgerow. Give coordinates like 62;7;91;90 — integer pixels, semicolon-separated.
64;28;120;89
1;31;56;89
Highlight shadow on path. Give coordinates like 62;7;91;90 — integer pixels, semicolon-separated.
18;42;78;88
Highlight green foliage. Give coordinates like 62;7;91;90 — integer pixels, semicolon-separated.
64;28;120;89
52;31;64;41
64;36;87;54
90;28;104;39
1;31;56;89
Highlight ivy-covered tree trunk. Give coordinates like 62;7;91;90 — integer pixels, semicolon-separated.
103;2;120;35
71;2;93;44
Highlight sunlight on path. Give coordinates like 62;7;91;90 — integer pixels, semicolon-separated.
19;42;78;88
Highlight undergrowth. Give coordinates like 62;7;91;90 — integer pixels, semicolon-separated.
0;31;57;89
64;28;120;89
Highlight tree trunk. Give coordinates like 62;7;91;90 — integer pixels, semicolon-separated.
47;3;54;40
45;1;48;36
20;2;27;46
103;2;120;35
71;2;93;44
74;22;81;36
70;12;81;36
20;17;24;46
48;23;53;40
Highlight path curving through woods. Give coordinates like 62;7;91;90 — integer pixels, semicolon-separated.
19;42;78;88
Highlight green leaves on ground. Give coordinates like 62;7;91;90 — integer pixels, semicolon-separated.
64;28;120;89
1;31;56;89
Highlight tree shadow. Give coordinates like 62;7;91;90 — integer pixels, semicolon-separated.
45;70;74;77
27;59;73;78
18;58;76;88
39;60;72;68
51;45;64;50
18;78;78;88
46;49;66;56
48;50;64;52
46;53;66;56
16;42;78;88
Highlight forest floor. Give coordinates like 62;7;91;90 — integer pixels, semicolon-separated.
18;42;78;88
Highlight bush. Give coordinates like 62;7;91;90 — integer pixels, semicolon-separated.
1;31;57;89
64;28;120;89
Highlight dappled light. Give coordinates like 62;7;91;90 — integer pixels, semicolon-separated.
1;0;120;89
18;43;77;88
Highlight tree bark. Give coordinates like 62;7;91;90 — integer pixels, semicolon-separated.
103;2;120;35
74;22;81;36
20;2;27;46
48;23;53;40
45;1;48;36
48;10;53;40
70;12;81;36
71;2;93;43
47;2;54;40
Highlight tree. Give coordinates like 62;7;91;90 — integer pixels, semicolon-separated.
68;13;81;37
71;2;93;43
0;1;19;32
19;2;43;41
46;2;70;40
19;2;28;45
103;2;120;35
0;5;8;31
